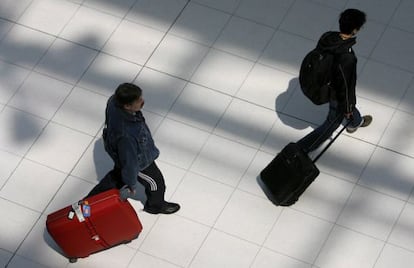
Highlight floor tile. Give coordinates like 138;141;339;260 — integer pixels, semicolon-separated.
168;82;232;132
172;172;233;226
337;185;405;240
16;215;69;268
129;251;181;268
77;53;141;97
388;203;414;251
135;67;186;116
140;215;210;267
154;118;210;169
147;34;209;80
279;0;338;41
18;0;79;36
354;20;386;58
235;0;293;28
0;198;40;252
214;98;276;148
0;159;67;212
35;38;98;84
103;20;164;65
0;20;13;41
315;225;384;268
190;134;257;186
25;122;93;173
399;82;414;115
345;0;400;24
215;190;282;244
0;107;47;156
191;48;254;95
357;60;412;108
379;110;414;158
214;16;273;61
7;255;49;268
372;27;414;72
265;209;333;263
190;229;260;268
156;161;187;201
0;0;32;21
359;147;414;200
170;2;230;46
193;0;241;13
259;30;314;75
0;149;21;189
238;150;274;199
251;248;312;268
390;0;414;32
0;24;55;69
8;72;73;119
0;249;12;268
294;173;355;222
71;138;113;183
83;0;136;18
375;244;414;268
236;63;297;109
59;5;121;50
52;87;107;135
316;134;375;183
126;0;187;33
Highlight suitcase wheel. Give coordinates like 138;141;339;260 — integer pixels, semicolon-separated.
69;258;78;263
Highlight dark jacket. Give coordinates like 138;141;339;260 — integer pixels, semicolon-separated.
103;96;160;189
317;31;357;113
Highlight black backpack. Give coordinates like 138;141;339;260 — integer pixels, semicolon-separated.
299;47;335;105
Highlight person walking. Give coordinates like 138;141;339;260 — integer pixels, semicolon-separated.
89;83;180;214
297;8;372;153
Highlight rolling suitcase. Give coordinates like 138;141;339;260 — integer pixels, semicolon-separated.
259;122;349;206
46;189;142;263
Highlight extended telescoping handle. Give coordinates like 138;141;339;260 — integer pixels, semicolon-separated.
312;120;352;163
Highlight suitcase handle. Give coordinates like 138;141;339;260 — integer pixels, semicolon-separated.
71;202;85;222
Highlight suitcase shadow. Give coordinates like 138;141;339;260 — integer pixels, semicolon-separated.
43;228;66;257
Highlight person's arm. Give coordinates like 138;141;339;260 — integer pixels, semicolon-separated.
338;57;357;116
117;137;139;194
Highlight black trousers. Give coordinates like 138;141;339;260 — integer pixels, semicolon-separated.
86;162;166;207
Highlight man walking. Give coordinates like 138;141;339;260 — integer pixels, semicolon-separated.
297;9;372;153
89;83;180;214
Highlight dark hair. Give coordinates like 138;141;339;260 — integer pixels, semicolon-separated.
339;9;366;34
115;83;142;106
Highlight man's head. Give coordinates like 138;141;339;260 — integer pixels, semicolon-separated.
115;83;144;112
339;9;366;35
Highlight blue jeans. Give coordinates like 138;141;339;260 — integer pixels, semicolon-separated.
297;101;362;153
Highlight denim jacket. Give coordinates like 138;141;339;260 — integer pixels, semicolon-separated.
103;96;160;189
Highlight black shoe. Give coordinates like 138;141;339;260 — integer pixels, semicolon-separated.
347;115;373;133
144;202;180;215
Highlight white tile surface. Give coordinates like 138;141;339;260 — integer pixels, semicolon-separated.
35;38;98;84
0;159;67;212
0;24;55;69
214;99;276;148
359;147;414;200
252;248;312;268
337;186;405;240
8;72;73;119
399;82;414;115
190;134;257;186
0;249;12;268
170;2;230;46
129;251;181;268
265;209;333;263
190;229;259;268
191;48;254;95
103;20;164;65
77;53;142;97
168;82;232;131
83;0;136;18
375;244;414;268
147;34;209;80
59;6;121;50
390;0;414;32
135;67;187;116
140;215;210;267
0;198;40;252
126;0;187;32
52;87;107;135
215;190;282;244
25;122;93;173
214;16;274;61
172;172;233;226
0;150;21;188
388;203;414;251
315;225;384;268
0;0;32;21
0;61;30;104
193;0;241;13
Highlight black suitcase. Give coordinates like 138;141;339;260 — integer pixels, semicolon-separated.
259;122;349;206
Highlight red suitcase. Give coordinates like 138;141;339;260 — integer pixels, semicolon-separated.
46;189;142;263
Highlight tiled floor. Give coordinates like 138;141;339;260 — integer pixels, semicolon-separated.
0;0;413;267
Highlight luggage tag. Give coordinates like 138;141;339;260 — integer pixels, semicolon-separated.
82;201;91;217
